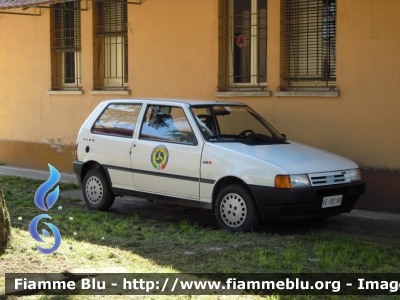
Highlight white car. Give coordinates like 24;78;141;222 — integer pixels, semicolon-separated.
73;99;365;231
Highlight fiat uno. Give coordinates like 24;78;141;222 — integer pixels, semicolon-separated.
73;99;365;231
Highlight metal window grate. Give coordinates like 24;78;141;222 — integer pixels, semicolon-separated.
50;1;81;89
218;0;267;91
282;0;336;89
94;0;128;89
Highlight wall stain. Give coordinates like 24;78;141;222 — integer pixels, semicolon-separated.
43;138;65;153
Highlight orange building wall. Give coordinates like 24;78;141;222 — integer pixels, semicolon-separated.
0;0;399;175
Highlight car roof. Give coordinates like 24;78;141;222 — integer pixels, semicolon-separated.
101;98;245;106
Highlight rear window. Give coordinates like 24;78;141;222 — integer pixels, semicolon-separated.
91;104;142;138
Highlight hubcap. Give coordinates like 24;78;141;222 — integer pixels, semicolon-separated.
220;193;247;228
85;176;104;204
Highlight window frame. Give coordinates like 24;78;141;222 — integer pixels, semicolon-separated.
281;0;337;90
93;0;128;90
218;0;267;91
50;1;82;90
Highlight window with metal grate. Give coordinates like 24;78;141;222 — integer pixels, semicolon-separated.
93;0;128;89
218;0;267;91
282;0;336;89
50;1;82;90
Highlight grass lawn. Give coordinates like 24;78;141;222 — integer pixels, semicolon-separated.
1;175;400;299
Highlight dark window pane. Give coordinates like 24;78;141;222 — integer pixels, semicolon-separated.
64;52;75;84
233;0;252;83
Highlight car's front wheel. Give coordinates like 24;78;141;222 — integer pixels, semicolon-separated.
215;184;259;232
82;169;115;211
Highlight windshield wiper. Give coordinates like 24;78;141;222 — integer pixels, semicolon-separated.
245;133;272;141
232;133;271;141
205;134;237;141
239;133;286;141
206;133;286;143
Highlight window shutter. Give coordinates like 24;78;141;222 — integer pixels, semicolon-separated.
283;0;336;89
96;1;127;36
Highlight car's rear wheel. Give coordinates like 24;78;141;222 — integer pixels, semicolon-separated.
82;169;115;211
215;184;259;232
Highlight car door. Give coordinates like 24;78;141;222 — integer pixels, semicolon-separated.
131;103;202;200
89;103;142;190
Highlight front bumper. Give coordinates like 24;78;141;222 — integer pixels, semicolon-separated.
249;181;365;222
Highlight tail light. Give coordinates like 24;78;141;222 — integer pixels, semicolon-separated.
75;143;78;161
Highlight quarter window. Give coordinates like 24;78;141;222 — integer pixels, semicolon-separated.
50;1;82;90
219;0;267;90
282;0;337;89
92;104;141;138
140;106;195;145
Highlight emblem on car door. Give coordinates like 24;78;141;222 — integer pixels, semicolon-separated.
151;145;169;170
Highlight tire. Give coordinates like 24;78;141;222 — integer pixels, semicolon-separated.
82;169;115;211
215;184;259;232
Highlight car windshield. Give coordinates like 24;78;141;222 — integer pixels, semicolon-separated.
191;105;285;143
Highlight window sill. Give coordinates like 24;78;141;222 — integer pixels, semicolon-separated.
275;91;340;97
215;91;271;98
90;90;131;95
47;90;84;95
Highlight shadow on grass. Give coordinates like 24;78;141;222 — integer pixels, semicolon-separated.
2;175;400;279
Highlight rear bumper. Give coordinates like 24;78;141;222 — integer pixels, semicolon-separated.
72;161;84;184
248;181;365;222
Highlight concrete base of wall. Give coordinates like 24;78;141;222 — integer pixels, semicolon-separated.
0;140;75;173
0;140;399;213
356;168;400;214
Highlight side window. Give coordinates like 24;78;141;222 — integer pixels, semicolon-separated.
140;105;195;145
192;107;216;137
92;104;141;138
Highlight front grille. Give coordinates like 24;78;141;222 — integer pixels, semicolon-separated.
309;171;349;187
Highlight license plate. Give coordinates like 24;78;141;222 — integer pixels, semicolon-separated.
322;195;342;208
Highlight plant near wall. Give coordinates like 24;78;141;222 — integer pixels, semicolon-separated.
0;174;11;246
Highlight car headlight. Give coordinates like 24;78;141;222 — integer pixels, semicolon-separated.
275;174;310;189
348;169;361;181
290;174;310;188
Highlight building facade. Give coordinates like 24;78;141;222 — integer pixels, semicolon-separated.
0;0;399;212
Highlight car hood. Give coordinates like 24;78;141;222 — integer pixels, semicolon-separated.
214;141;358;174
